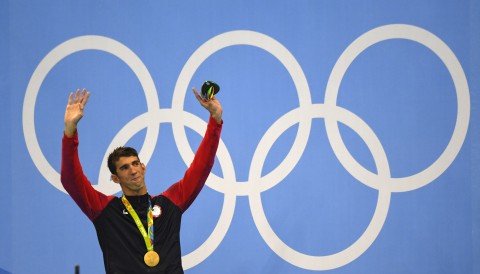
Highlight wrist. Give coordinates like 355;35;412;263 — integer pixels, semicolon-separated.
64;124;77;137
211;113;222;124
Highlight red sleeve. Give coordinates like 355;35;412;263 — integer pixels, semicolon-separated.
162;116;223;212
61;131;114;221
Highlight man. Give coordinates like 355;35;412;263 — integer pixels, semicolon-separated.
61;88;223;273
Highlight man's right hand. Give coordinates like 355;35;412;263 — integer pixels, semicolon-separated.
64;88;90;137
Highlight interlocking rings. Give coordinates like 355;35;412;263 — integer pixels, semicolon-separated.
23;24;469;271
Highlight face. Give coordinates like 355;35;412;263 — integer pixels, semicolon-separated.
111;156;147;195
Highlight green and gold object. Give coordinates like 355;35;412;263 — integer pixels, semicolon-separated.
201;80;220;101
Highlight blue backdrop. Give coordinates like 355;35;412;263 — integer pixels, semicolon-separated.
1;1;479;273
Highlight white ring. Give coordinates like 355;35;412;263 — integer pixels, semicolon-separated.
23;35;160;195
171;30;312;196
324;24;470;192
249;104;392;270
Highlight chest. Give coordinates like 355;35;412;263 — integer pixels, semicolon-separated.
94;195;182;239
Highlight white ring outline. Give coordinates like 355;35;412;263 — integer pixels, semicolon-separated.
324;24;470;193
171;30;312;196
249;104;391;270
23;35;160;195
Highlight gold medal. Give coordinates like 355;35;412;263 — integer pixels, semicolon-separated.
122;196;159;267
144;250;160;267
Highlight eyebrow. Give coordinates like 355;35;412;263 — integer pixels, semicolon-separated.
118;160;141;170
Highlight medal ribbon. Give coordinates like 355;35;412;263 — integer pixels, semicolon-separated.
121;195;154;252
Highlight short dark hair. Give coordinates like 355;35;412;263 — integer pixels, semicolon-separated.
107;147;139;175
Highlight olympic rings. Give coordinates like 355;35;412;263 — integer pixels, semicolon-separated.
23;24;470;270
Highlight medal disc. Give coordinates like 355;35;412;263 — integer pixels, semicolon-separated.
144;250;160;267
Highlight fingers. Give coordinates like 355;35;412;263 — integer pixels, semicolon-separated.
70;88;90;106
67;92;73;105
73;89;81;104
81;89;91;106
192;87;210;109
192;87;203;102
192;87;216;104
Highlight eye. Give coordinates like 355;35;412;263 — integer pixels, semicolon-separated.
132;161;141;166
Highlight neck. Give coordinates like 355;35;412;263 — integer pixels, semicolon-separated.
122;188;148;196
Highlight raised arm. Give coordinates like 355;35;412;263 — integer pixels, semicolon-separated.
61;89;112;220
162;88;223;212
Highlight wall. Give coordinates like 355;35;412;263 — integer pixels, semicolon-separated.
1;1;479;273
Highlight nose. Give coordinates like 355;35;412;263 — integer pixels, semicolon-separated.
130;168;138;176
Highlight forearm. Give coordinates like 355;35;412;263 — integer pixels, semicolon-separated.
61;132;84;195
61;132;112;220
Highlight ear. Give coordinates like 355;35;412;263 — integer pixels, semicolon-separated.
111;174;120;184
141;163;146;172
